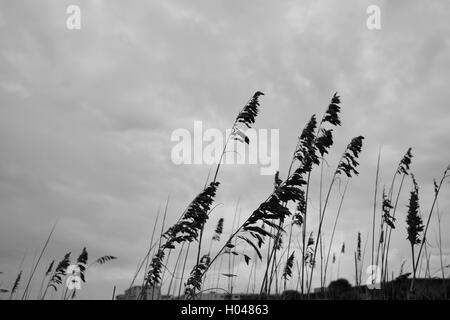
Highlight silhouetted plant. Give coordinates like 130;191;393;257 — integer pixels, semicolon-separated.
397;148;413;175
305;233;315;268
42;252;71;299
274;171;282;189
145;182;219;289
212;218;224;242
94;255;117;265
406;176;422;246
381;148;414;283
215;91;265;180
413;163;450;279
38;260;55;298
357;232;361;261
184;93;348;298
45;261;55;276
235;91;264;129
282;252;295;281
145;92;264;299
382;190;395;229
9;271;22;299
299;94;342;294
336;137;364;177
185;254;211;299
76;247;88;283
406;175;423;291
308;136;364;293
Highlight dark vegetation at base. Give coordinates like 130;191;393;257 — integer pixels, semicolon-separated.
233;278;450;300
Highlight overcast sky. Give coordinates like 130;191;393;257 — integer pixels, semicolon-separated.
1;0;449;299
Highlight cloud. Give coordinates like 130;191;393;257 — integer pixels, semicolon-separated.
0;0;449;298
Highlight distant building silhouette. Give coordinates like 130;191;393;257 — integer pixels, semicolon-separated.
115;285;161;300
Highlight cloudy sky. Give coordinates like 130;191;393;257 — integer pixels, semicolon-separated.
0;0;449;299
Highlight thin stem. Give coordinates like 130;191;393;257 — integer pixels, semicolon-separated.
370;148;381;295
410;244;416;293
142;196;169;299
131;207;160;290
319;162;325;289
283;222;294;292
177;242;191;299
323;180;349;286
301;173;311;295
383;174;406;283
167;244;184;297
142;207;161;279
21;222;57;300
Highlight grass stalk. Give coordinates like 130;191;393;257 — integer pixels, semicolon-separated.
21;222;57;300
370;148;381;295
323;180;349;286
